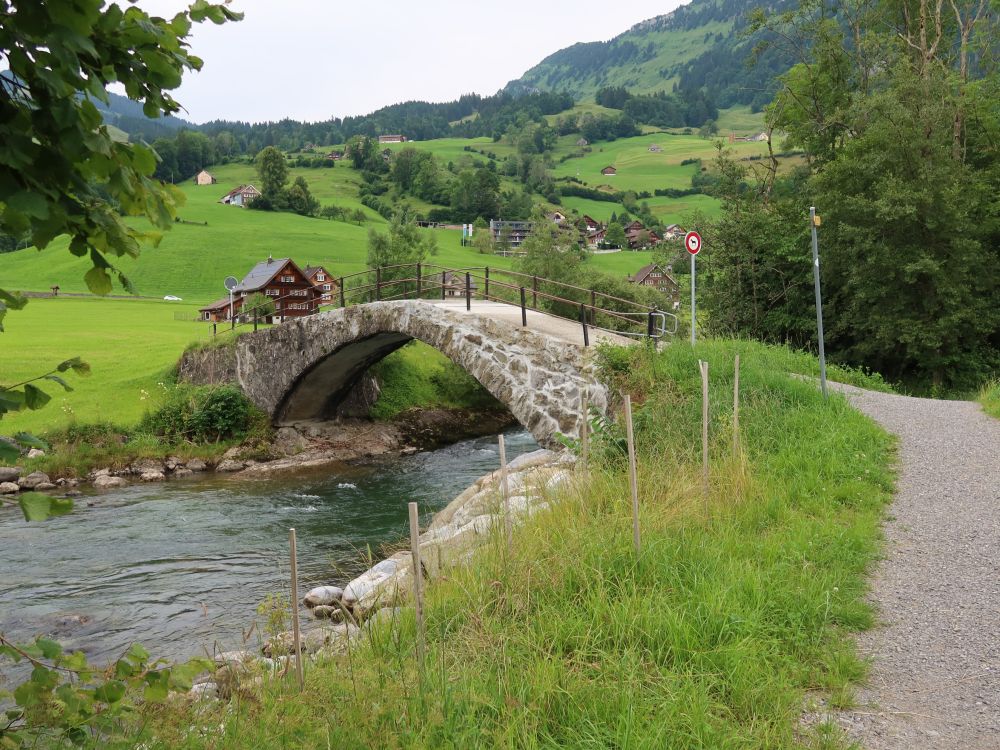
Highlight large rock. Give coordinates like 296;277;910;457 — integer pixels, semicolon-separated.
0;466;22;483
26;448;45;459
186;459;207;472
273;427;309;455
33;482;57;492
303;585;343;608
93;475;128;489
140;470;166;482
0;482;19;494
18;471;50;490
215;459;245;473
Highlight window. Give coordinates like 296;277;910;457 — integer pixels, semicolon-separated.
316;273;325;281
280;275;295;283
265;289;279;296
322;284;331;291
291;288;307;296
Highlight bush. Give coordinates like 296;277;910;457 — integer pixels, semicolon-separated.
139;385;266;443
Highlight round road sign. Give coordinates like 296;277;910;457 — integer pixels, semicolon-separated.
685;231;702;255
224;275;239;292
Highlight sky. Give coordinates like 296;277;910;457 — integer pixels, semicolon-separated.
134;0;687;124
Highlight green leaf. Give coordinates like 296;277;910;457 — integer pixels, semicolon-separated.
128;643;150;662
93;680;126;704
14;432;48;451
23;384;51;410
84;266;113;296
0;389;26;412
0;441;18;463
35;638;62;660
43;374;73;392
143;679;168;703
49;496;73;517
18;493;54;522
56;356;91;376
0;289;28;311
6;191;50;219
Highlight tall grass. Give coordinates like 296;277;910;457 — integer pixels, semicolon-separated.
137;339;895;749
978;379;1000;419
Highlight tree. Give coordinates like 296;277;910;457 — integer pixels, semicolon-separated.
0;0;241;299
256;146;288;201
285;176;319;216
240;292;275;322
605;223;627;249
367;209;438;293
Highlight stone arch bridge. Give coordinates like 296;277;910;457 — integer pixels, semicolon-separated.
178;300;614;447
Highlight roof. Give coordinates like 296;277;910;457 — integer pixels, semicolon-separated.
601;165;617;172
234;257;301;292
303;265;333;281
199;296;232;312
630;263;678;286
442;271;479;288
219;184;261;201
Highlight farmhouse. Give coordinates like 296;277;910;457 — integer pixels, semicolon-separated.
624;221;662;250
586;228;607;248
663;223;685;240
576;138;589;146
440;271;480;299
751;131;770;142
628;263;680;303
601;165;617;176
378;134;407;144
648;144;663;153
326;150;344;160
580;215;602;233
196;169;217;185
304;265;338;304
219;184;262;207
198;297;237;323
547;210;568;224
199;257;320;325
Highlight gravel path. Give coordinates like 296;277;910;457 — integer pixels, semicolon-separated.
828;383;1000;749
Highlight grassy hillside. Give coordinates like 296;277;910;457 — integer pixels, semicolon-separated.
141;339;896;749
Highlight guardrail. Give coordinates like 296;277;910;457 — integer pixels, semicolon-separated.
208;264;678;346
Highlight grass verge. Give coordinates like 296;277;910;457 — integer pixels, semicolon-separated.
134;338;895;749
978;379;1000;419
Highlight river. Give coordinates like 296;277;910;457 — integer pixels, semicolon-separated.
0;428;538;667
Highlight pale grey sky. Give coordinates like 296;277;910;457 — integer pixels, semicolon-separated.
135;0;687;124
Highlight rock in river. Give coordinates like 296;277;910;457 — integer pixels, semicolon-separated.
18;471;50;490
0;466;22;483
0;481;19;494
93;475;128;489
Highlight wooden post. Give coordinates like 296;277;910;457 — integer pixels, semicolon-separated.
519;287;527;326
441;271;447;301
484;266;490;299
499;435;511;552
416;263;422;298
624;395;640;553
732;354;740;457
407;502;426;680
532;275;538;308
375;266;382;301
699;360;710;509
580;391;589;472
465;272;471;311
289;528;304;691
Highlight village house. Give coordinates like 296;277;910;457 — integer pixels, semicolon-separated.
576;137;589;147
195;169;217;185
326;150;344;160
662;224;685;241
547;210;568;224
623;220;662;250
304;265;338;304
378;134;407;144
440;271;480;299
601;165;617;176
628;263;680;304
219;184;262;207
586;228;607;248
648;144;663;153
580;214;602;233
198;257;319;324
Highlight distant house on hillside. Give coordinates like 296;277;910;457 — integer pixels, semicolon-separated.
663;224;685;240
601;165;617;176
489;219;534;251
441;271;480;299
648;144;663;153
628;263;680;303
586;228;607;248
547;210;568;224
378;134;406;144
304;265;338;304
580;215;602;233
326;150;344;160
576;137;589;147
219;184;262;207
750;131;770;142
196;170;217;185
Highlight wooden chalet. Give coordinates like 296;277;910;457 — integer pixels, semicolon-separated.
219;184;262;207
378;134;407;144
196;169;217;185
601;165;617;176
586;228;607;248
234;257;318;322
628;263;680;303
580;215;602;232
441;271;479;299
199;296;238;323
304;265;338;304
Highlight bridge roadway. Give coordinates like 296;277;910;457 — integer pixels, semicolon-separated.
428;299;632;347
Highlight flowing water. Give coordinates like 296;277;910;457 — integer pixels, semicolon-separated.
0;428;537;667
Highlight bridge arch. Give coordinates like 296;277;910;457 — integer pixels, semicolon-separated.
227;301;607;448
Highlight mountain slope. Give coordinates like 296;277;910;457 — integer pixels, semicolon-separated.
509;0;795;110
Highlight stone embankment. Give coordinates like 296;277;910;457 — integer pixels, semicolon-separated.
187;447;572;700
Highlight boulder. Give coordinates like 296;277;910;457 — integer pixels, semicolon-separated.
186;459;207;472
173;468;194;478
130;459;164;475
0;482;19;494
26;448;46;459
262;624;359;658
139;470;166;482
303;585;344;608
0;466;22;483
90;468;110;479
33;482;57;492
165;456;182;471
215;459;245;473
93;475;127;489
18;471;50;490
64;489;82;498
273;427;309;455
188;682;218;700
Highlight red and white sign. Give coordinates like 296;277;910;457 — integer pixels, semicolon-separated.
685;230;702;255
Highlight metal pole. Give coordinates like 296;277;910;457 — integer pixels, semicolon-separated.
579;304;589;347
229;290;233;328
520;287;527;326
647;310;655;338
810;207;828;399
690;253;696;346
339;278;345;308
465;272;471;311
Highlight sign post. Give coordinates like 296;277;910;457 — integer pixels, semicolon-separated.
685;231;702;345
809;208;828;399
224;275;238;326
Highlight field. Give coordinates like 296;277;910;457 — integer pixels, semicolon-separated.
0;297;208;433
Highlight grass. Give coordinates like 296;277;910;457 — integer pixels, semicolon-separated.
978;379;1000;419
0;297;209;434
136;338;896;749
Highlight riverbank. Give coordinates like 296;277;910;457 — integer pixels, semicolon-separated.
130;339;897;749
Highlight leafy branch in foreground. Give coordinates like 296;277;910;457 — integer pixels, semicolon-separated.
0;634;211;748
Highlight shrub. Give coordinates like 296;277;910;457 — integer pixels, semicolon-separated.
139;385;265;443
